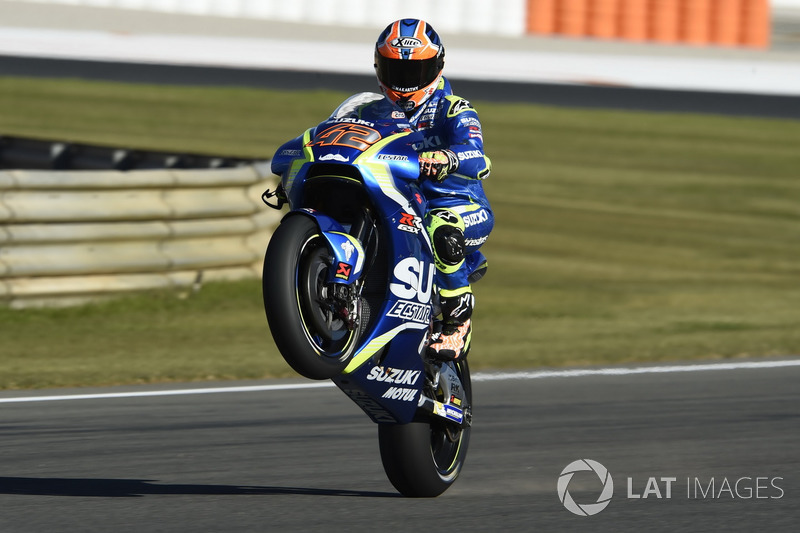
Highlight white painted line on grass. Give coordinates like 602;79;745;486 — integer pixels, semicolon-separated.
1;359;798;404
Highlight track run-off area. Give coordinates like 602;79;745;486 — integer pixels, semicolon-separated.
1;358;798;532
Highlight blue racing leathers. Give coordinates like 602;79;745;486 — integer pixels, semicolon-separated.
344;77;494;295
271;77;494;300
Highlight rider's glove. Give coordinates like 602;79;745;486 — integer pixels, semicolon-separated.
419;149;459;182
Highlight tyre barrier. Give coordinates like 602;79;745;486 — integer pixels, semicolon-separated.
0;135;254;171
0;163;279;308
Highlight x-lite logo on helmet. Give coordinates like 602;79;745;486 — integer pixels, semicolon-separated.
375;19;445;112
390;37;423;49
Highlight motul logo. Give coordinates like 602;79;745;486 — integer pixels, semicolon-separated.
382;387;417;402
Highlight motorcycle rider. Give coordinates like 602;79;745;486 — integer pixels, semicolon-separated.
272;18;493;362
363;18;494;361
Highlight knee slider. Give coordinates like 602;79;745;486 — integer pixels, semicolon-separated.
426;209;465;274
434;224;465;267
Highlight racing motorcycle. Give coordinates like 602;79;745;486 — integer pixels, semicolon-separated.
261;93;480;497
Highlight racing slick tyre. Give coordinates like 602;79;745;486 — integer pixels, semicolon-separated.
378;360;472;497
262;215;357;380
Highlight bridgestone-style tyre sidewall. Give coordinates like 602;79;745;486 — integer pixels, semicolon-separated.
262;215;353;380
378;361;472;497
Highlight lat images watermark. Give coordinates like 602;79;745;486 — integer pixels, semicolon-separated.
557;459;614;516
557;460;786;517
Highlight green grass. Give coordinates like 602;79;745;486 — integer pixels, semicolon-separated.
0;281;292;389
1;76;799;389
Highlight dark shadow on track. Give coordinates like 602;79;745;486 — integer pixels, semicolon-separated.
0;476;400;498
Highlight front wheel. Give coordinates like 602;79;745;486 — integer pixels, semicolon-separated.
378;360;472;497
262;215;358;380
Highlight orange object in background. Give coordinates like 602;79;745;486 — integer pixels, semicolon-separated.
556;0;588;37
524;0;770;49
618;0;648;41
682;0;712;45
649;0;681;44
527;0;557;34
712;0;744;46
588;0;618;39
741;0;770;48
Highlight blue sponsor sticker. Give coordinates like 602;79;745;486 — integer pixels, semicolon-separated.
444;404;463;423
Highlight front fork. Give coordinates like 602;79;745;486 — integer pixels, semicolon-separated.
318;206;377;334
418;360;472;432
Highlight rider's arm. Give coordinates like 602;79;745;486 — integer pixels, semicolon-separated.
442;96;492;181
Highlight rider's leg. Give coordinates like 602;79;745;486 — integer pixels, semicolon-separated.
425;207;475;361
428;286;474;361
456;202;493;284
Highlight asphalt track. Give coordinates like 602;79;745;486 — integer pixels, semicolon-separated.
1;55;799;120
1;359;798;532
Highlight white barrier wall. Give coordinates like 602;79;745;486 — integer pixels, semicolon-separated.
9;0;529;35
0;164;279;307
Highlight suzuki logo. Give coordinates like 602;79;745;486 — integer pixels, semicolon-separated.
389;257;434;304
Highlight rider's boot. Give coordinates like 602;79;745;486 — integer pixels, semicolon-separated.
427;289;474;361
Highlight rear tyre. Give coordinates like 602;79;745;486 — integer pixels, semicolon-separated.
262;215;357;380
378;360;472;497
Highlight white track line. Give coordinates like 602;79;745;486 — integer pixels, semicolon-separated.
472;359;800;381
1;359;798;404
0;382;334;404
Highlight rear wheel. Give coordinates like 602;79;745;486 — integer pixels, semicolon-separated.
378;360;472;497
262;215;357;380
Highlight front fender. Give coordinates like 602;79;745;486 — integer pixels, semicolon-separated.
282;209;365;285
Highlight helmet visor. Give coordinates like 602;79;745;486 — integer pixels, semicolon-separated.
375;54;441;93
